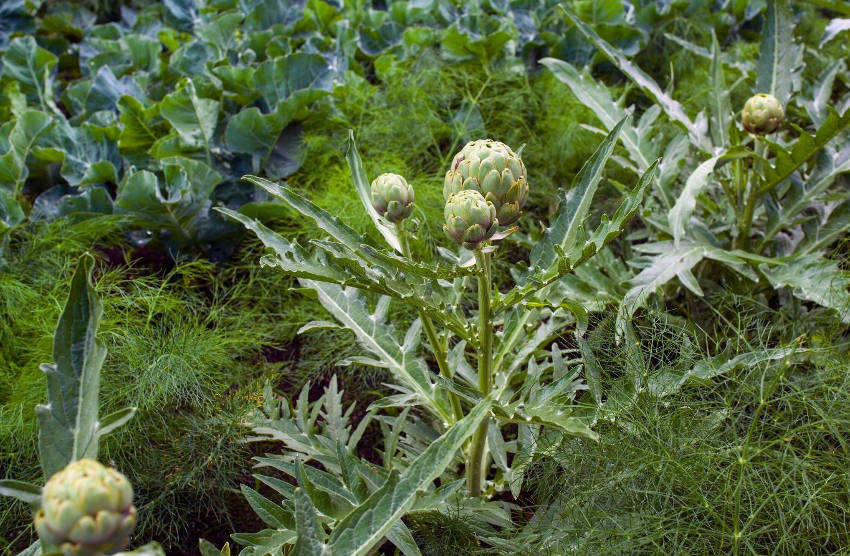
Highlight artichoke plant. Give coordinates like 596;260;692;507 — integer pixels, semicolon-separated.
370;173;414;223
443;139;528;226
741;93;784;135
35;459;137;556
443;189;498;250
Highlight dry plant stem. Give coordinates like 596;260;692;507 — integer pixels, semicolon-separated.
395;221;463;423
467;249;492;497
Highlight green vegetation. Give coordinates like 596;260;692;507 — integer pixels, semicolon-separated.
1;0;849;555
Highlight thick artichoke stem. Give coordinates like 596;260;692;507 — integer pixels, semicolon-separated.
467;250;492;497
738;139;766;250
395;222;463;423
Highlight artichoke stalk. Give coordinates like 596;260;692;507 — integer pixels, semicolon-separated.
444;140;528;226
370;173;414;223
443;189;498;250
35;459;136;556
741;93;784;135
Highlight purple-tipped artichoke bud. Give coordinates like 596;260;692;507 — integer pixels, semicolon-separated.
444;190;498;250
370;173;414;223
443;139;529;226
35;459;136;556
741;93;784;135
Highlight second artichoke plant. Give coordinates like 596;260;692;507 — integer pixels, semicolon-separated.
35;459;136;556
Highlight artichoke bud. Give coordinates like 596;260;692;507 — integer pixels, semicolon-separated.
741;93;784;135
35;459;137;556
443;190;498;250
443;139;528;226
370;173;414;223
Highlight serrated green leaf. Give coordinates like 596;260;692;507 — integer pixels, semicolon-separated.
345;131;402;252
502;159;658;309
758;107;850;196
540;58;653;174
756;0;799;102
616;242;754;339
530;117;628;271
293;486;329;556
328;396;492;556
240;485;295;529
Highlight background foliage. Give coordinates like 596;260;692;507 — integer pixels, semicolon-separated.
1;0;849;554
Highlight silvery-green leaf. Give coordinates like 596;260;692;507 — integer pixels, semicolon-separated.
560;5;711;151
327;396;491;556
668;155;720;244
36;254;106;477
759;254;850;322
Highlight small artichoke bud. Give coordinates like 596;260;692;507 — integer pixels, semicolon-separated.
741;93;784;135
443;139;529;226
370;173;414;223
444;190;498;250
35;459;137;556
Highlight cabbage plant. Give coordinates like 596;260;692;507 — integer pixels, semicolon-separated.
219;122;658;555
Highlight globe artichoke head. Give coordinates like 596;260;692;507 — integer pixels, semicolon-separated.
444;190;498;250
35;459;136;556
443;139;528;226
741;93;784;135
370;173;414;223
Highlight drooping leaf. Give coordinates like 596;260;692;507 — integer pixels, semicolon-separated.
616;242;755;339
115;157;221;246
759;254;850;322
540;57;653;173
560;5;711;151
649;346;812;397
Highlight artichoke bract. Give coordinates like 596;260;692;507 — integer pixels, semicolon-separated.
741;93;784;135
443;139;528;226
35;459;136;556
370;173;414;223
444;190;498;250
